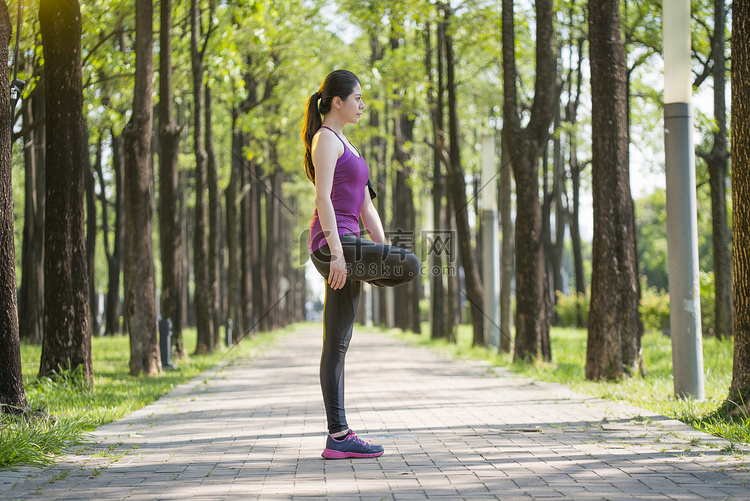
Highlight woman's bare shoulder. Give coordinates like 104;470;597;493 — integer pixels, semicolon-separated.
312;127;343;157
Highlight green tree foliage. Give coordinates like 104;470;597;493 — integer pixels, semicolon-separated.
636;188;715;292
635;187;720;336
6;0;737;364
635;190;670;291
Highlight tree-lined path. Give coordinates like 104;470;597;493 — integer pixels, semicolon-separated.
3;324;750;500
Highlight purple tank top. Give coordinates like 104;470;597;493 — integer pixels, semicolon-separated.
308;127;370;254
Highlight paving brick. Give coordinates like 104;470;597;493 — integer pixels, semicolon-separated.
6;326;750;500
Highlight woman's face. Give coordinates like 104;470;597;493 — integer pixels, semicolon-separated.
338;83;365;125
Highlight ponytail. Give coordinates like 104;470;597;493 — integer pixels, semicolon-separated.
302;92;322;184
301;70;361;185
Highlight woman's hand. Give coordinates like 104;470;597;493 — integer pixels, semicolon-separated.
328;249;348;290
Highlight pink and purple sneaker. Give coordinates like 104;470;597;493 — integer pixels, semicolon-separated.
321;430;384;459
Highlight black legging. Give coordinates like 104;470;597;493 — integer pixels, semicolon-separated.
311;232;420;434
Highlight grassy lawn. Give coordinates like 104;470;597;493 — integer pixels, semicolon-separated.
380;323;750;446
1;325;285;469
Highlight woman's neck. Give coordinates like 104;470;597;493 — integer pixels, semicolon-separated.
322;117;346;135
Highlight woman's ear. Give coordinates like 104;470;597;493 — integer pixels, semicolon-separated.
333;96;341;109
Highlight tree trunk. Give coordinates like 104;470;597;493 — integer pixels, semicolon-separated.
551;102;566;300
38;0;93;382
425;21;446;341
389;24;413;332
368;35;387;328
84;122;98;335
512;153;550;362
206;83;222;345
430;177;447;339
393;134;407;330
191;0;214;353
391;107;415;330
94;133;111;334
123;0;160;376
393;111;420;333
265;154;282;332
279;195;291;325
707;0;732;339
181;172;193;328
444;5;484;345
502;0;555;362
239;132;254;335
436;17;456;341
542;146;554;311
250;151;265;332
565;36;587;327
19;79;45;345
236;69;277;335
728;0;750;401
500;136;514;352
569;162;586;326
105;131;125;335
709;154;732;338
294;266;306;323
410;217;422;333
226;113;243;343
444;175;458;342
569;167;585;294
400;111;421;335
586;0;642;380
158;0;184;357
0;1;28;413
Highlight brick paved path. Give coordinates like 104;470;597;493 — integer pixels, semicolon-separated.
3;324;750;500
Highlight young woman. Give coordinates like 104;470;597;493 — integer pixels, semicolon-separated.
303;69;420;459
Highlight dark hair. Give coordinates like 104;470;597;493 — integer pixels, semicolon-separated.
302;69;360;184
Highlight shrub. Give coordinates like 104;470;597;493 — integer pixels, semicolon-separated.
548;274;718;336
699;271;716;336
640;280;670;334
554;290;589;327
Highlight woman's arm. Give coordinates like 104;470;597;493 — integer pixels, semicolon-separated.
312;128;347;290
360;188;386;245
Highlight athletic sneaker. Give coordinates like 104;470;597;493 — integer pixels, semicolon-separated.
321;430;384;459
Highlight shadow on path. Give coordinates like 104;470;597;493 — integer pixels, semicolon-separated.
3;324;750;500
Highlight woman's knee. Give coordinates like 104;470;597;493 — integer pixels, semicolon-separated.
403;251;421;282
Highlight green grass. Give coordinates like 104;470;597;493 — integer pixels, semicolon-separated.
1;325;286;469
0;412;88;469
381;322;750;446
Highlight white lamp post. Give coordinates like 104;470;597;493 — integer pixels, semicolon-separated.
481;134;500;349
663;0;705;399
